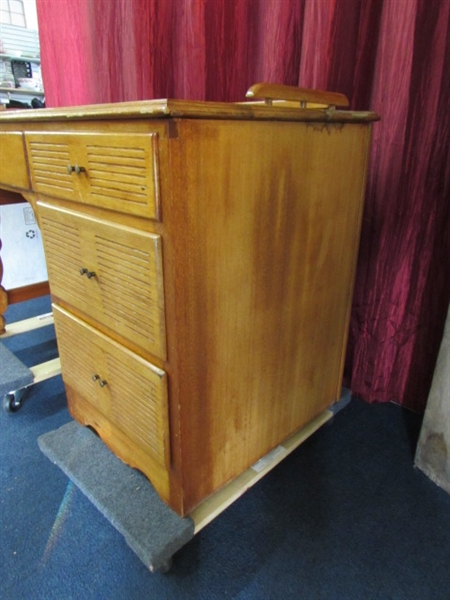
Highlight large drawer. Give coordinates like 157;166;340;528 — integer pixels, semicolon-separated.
38;201;167;360
25;131;161;219
53;304;170;469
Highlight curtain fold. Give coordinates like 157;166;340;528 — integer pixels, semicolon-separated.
36;0;94;106
35;0;450;412
343;0;450;410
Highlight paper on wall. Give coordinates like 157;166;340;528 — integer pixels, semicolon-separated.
0;202;48;290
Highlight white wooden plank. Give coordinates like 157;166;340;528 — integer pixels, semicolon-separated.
1;313;54;338
30;357;61;383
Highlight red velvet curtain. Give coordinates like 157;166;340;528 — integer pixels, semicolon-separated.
36;0;450;413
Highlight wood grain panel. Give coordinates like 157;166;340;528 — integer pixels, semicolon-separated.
0;132;29;190
54;313;102;404
39;202;166;360
26;132;160;219
167;119;372;512
53;304;170;469
106;353;167;460
39;217;86;304
86;143;149;206
27;139;75;199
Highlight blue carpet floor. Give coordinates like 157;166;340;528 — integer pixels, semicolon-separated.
1;297;450;599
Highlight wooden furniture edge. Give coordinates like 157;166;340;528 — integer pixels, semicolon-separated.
189;409;333;533
6;281;50;305
246;82;349;108
0;98;378;124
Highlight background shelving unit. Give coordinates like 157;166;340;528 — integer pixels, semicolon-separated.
0;23;43;106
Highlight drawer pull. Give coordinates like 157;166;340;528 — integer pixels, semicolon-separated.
92;374;107;387
79;267;96;279
67;164;86;175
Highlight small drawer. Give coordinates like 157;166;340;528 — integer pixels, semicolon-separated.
0;132;30;190
53;304;170;469
25;131;161;219
39;201;167;360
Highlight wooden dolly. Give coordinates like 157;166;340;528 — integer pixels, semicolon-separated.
1;311;61;412
38;397;351;573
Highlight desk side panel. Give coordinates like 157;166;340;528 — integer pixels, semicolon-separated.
167;119;372;513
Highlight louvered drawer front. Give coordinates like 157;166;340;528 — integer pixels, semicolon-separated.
53;305;170;468
25;132;160;219
39;202;167;360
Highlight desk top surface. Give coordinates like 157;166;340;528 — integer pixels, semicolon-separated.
0;97;379;125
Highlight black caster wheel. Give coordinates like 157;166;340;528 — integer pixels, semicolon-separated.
3;392;22;413
2;387;30;414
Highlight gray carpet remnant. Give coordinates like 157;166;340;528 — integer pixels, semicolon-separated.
0;342;34;396
38;420;195;571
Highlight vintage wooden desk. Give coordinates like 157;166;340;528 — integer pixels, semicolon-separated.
0;84;378;516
